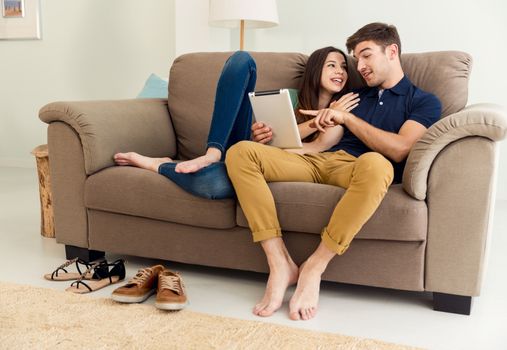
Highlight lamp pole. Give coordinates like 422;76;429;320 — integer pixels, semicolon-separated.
240;19;245;50
208;0;279;51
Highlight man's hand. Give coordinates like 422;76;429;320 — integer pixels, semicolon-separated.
299;109;348;132
299;92;359;132
251;121;273;144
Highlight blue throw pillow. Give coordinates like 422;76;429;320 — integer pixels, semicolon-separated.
137;73;168;98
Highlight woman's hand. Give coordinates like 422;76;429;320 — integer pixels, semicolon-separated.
329;92;360;113
251;121;273;143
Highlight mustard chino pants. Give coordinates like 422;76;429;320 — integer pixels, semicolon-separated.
225;141;394;255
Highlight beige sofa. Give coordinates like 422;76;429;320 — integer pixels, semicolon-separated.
40;51;507;315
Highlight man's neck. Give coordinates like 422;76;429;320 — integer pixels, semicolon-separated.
380;66;405;90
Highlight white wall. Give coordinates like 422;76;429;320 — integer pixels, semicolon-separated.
0;0;175;167
1;0;506;199
174;0;230;55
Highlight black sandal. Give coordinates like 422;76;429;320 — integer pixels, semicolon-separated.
44;257;106;281
66;259;126;294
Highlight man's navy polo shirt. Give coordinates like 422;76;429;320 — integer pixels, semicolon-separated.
328;76;442;183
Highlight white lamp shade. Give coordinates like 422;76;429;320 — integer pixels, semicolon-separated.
209;0;279;29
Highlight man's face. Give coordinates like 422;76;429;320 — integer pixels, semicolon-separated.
353;40;391;88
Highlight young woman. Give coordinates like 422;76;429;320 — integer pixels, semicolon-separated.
114;47;358;199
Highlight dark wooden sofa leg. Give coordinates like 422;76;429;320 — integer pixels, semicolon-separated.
65;245;105;263
433;292;472;315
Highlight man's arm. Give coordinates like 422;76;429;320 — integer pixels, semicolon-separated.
300;108;428;163
343;115;427;163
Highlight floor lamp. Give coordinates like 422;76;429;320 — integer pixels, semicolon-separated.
209;0;279;50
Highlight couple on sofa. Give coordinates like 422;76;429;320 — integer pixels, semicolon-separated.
114;22;441;321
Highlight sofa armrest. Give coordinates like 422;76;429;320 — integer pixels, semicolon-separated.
40;98;177;175
403;103;507;200
424;135;498;297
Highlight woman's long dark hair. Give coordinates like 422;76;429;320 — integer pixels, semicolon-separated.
295;46;349;124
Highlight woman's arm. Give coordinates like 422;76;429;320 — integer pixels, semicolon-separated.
286;125;344;155
297;118;318;140
251;118;317;144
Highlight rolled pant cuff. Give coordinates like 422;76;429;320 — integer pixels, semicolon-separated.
321;228;349;255
252;228;282;242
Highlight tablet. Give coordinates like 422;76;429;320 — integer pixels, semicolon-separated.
248;89;303;149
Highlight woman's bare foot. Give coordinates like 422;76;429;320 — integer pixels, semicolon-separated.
114;152;172;172
175;147;222;173
254;238;299;317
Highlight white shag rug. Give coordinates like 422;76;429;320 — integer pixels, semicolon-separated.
0;282;422;349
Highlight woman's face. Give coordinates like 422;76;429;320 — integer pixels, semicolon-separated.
320;52;348;95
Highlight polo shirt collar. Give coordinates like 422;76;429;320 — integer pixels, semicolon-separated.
365;87;379;98
389;75;410;96
365;75;411;98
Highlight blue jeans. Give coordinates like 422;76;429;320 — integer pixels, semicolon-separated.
158;51;257;200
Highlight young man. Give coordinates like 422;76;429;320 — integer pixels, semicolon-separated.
225;23;442;321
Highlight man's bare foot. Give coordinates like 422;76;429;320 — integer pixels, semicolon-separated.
114;152;172;172
289;242;336;321
253;258;299;317
288;261;323;321
175;147;222;173
254;238;299;317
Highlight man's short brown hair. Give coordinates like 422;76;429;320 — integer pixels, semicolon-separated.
346;22;401;58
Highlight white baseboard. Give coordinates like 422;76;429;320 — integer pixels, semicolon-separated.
0;157;36;169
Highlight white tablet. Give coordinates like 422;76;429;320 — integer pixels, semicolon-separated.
248;89;303;149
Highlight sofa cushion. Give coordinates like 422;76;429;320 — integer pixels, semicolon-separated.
236;183;426;242
85;166;236;229
168;52;308;161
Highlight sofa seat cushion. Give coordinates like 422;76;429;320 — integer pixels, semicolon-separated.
236;183;427;241
85;166;236;229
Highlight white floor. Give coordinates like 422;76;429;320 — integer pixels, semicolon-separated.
1;166;506;350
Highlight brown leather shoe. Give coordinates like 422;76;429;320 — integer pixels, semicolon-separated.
155;269;188;310
111;264;165;303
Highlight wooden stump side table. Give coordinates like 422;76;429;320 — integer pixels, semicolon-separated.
31;144;55;238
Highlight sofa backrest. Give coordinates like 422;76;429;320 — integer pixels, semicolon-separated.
168;52;307;160
168;51;472;161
